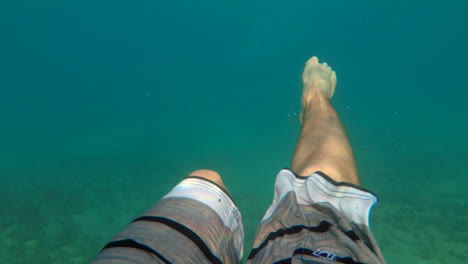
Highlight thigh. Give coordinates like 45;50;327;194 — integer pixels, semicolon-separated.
247;169;385;264
93;177;244;264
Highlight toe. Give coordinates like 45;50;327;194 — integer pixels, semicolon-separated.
307;56;319;64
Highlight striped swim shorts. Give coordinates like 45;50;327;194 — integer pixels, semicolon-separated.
93;169;385;264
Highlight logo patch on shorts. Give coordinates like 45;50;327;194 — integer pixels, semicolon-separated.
311;248;338;261
293;247;363;264
297;248;340;263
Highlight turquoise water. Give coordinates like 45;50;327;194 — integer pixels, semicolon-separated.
1;0;467;263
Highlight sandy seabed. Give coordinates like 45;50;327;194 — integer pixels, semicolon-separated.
0;140;466;264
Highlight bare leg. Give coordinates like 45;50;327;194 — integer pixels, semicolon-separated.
188;169;228;189
291;57;359;185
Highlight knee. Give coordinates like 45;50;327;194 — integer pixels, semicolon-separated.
188;169;227;189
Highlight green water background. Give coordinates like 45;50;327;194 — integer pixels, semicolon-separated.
0;0;466;263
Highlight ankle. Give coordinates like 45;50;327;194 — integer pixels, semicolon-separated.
302;89;330;113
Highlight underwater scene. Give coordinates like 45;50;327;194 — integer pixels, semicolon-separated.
0;0;466;263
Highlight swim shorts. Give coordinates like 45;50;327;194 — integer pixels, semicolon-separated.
93;176;244;263
93;169;385;264
247;169;386;264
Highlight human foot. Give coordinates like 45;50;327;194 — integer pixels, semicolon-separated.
301;56;337;106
